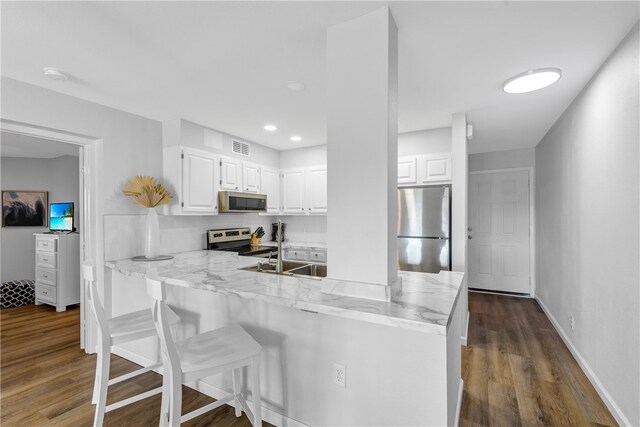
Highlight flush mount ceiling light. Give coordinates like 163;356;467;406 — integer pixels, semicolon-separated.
285;81;306;92
503;68;562;94
42;67;69;82
290;136;302;142
263;125;277;131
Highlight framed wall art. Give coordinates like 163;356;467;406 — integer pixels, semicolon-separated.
2;190;48;227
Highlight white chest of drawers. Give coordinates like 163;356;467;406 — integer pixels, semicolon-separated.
34;233;80;312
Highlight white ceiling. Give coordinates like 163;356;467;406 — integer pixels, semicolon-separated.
1;2;638;154
0;132;79;159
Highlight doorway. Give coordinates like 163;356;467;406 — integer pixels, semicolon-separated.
468;169;533;295
1;119;102;352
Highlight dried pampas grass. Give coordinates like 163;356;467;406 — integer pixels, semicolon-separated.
122;176;172;208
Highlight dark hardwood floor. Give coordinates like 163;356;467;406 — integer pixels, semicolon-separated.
0;304;266;427
1;294;617;426
460;292;617;427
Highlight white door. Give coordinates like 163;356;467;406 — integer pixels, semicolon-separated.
261;167;281;213
182;148;218;213
242;162;261;193
220;157;241;191
306;166;327;214
282;168;306;214
468;170;530;294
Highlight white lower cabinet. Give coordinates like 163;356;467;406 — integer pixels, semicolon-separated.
34;233;80;312
283;247;327;263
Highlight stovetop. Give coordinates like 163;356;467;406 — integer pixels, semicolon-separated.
206;227;275;257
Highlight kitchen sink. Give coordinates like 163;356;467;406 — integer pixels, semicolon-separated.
239;260;327;280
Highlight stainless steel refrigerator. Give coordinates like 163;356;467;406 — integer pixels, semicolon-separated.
398;186;451;273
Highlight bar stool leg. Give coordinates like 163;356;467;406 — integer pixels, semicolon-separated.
160;369;171;425
91;349;102;404
168;372;182;427
232;368;242;417
251;356;262;427
93;343;111;427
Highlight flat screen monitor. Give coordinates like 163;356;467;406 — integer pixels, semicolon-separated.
49;202;74;232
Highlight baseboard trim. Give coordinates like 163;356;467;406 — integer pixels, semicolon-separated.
454;379;464;427
469;289;532;298
461;311;469;346
112;347;307;427
535;297;632;427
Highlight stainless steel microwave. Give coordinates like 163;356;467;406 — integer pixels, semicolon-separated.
218;191;267;213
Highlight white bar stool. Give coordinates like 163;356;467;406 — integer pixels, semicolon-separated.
145;276;263;427
82;264;180;427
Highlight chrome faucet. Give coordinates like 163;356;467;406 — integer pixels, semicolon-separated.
275;219;283;273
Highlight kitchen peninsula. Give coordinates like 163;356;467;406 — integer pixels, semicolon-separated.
106;250;464;426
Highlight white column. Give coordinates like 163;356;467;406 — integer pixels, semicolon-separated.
451;112;469;343
325;7;398;301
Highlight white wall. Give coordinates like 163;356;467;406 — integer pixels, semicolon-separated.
468;147;534;172
1;155;79;282
166;119;280;169
398;127;452;156
279;145;327;169
1;77;163;216
326;7;398;290
535;23;639;426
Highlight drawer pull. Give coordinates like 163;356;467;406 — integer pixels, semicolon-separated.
43;274;48;278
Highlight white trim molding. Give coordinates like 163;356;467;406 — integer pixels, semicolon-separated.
536;297;632;426
469;167;536;297
461;311;469;346
454;379;464;427
1;118;103;354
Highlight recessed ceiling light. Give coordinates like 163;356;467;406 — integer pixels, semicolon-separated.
503;68;562;94
43;67;69;82
285;81;306;92
290;136;302;142
264;125;277;131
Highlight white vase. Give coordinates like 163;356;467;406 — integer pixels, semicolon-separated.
145;207;160;259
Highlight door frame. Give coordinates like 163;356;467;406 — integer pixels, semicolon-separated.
468;167;536;297
1;118;103;352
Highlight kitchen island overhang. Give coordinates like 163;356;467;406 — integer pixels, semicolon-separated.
105;250;464;426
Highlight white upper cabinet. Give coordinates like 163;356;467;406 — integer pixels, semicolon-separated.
261;167;281;213
398;157;417;184
163;146;219;215
220;157;242;191
420;152;452;183
398;152;452;186
306;166;327;214
282;168;306;214
242;162;261;193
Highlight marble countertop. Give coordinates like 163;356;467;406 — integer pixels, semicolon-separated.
106;250;463;335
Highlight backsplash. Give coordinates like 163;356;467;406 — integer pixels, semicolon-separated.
272;215;327;244
104;214;274;260
104;213;327;261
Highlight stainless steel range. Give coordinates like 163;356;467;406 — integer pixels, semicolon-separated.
207;227;274;257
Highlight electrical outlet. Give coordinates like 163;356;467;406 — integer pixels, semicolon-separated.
570;315;575;330
333;363;346;388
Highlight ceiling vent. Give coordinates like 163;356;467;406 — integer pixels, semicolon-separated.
232;139;250;157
